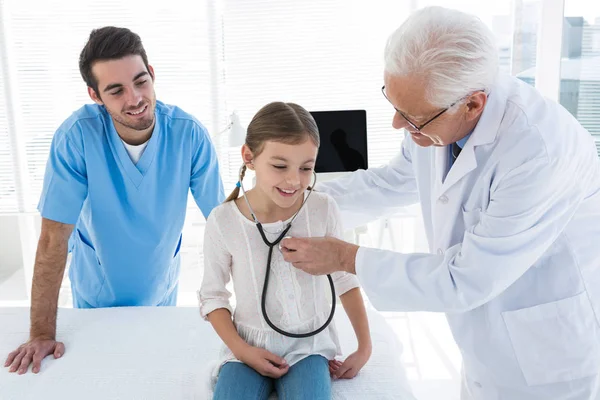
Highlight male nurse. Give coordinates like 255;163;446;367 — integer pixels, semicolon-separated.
4;26;224;374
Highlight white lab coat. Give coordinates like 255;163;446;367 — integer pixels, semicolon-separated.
318;74;600;400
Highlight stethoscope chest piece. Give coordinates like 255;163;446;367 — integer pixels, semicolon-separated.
278;236;293;253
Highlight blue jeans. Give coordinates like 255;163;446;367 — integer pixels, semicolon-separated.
213;355;331;400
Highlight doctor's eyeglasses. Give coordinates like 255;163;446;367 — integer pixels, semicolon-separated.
381;86;482;133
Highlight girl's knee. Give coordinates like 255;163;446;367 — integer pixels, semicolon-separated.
214;362;273;400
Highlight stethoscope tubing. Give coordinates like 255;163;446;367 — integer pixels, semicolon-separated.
238;165;336;338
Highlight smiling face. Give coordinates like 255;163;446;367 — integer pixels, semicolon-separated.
243;138;318;212
88;55;156;143
383;72;487;147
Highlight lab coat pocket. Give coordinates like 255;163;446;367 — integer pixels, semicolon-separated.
462;207;481;231
502;292;600;386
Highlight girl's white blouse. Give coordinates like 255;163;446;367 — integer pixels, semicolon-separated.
198;191;360;370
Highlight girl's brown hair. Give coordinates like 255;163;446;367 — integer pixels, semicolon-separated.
225;102;320;202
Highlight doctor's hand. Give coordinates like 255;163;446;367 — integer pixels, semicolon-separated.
280;237;359;276
238;345;289;378
4;337;65;374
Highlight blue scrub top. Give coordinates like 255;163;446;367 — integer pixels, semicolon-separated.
38;101;225;307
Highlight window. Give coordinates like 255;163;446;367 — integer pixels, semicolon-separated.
0;53;18;213
560;1;600;155
512;0;542;78
417;0;543;85
221;0;412;175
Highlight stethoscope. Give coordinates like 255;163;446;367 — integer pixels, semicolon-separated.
237;164;336;338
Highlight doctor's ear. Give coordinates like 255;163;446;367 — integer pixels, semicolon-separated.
464;91;488;122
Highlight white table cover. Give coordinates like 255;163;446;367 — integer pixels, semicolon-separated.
0;306;416;400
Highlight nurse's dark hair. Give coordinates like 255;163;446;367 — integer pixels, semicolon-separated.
225;102;320;202
79;26;151;98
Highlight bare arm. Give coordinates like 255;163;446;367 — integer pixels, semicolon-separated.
207;308;250;359
330;287;372;379
340;288;372;354
4;218;72;374
30;218;73;338
207;308;289;378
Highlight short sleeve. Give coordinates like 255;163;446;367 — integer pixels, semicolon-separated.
325;195;360;296
198;211;234;319
37;130;88;225
189;122;225;219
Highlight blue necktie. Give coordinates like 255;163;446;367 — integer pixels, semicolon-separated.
452;142;462;162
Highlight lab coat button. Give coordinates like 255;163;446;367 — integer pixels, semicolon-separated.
438;195;449;204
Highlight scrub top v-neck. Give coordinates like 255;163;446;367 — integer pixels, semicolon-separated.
38;101;224;307
121;138;149;165
106;111;160;188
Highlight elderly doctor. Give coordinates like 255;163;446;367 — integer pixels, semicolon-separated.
281;6;600;400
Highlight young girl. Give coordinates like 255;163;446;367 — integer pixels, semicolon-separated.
199;102;372;400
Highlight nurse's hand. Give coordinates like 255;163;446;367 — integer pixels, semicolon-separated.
4;337;65;374
238;345;289;378
281;237;359;275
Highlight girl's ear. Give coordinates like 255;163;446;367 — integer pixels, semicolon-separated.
241;144;254;170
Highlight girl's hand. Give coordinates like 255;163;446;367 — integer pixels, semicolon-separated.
238;346;289;378
329;347;372;379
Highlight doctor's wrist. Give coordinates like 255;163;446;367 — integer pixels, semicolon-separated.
341;242;359;275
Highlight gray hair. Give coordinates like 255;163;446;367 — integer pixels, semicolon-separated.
384;6;499;111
